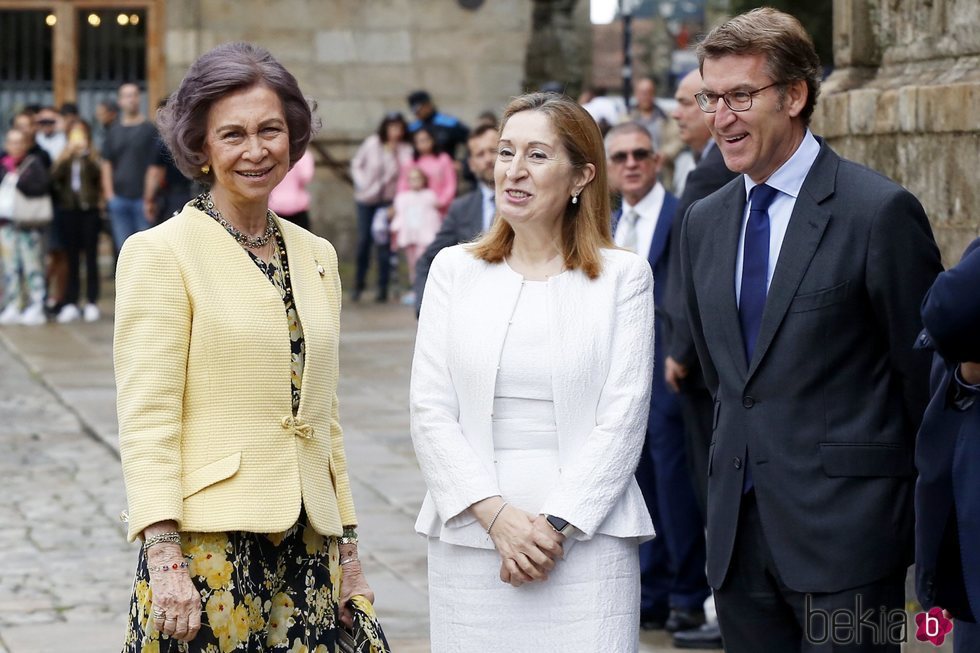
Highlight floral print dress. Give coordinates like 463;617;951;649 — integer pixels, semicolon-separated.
122;212;386;653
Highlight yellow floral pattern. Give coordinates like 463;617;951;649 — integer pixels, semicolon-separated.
122;512;347;652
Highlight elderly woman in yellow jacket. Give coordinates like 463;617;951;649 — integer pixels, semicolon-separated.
114;43;382;652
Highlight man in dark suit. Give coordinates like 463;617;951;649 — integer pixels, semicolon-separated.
680;9;942;652
664;67;738;651
607;121;711;633
413;124;498;315
915;238;980;653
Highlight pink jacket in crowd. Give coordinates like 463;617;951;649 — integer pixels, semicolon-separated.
269;149;314;216
351;134;414;205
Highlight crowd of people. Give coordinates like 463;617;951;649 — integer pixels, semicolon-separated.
4;6;970;653
0;85;199;327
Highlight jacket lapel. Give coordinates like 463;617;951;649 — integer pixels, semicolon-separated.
710;184;750;379
746;145;838;379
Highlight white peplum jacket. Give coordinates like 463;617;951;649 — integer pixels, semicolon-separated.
411;244;657;549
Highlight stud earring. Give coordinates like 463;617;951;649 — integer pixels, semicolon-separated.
201;164;210;175
571;194;579;205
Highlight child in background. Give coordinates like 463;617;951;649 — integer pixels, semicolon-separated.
397;126;456;215
50;119;102;322
391;166;441;305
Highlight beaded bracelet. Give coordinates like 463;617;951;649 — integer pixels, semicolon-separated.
339;525;358;545
148;561;189;573
143;531;181;552
486;502;509;535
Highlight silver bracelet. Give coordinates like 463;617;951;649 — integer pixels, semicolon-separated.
486;502;509;535
340;557;359;566
143;531;180;552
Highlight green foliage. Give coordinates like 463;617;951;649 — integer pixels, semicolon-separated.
730;0;834;68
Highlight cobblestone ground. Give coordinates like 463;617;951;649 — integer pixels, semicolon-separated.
0;295;938;652
0;337;132;652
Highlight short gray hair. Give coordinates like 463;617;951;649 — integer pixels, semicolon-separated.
157;42;320;183
604;121;655;157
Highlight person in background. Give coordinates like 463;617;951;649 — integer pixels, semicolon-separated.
59;102;80;121
580;85;625;135
390;166;441;303
412;123;499;315
406;90;469;162
144;98;195;225
10;111;52;169
915;237;980;653
94;99;119;152
351;111;413;302
114;42;383;652
101;82;157;250
398;126;457;215
269;147;315;231
606;121;711;636
36;106;69;315
50;119;103;323
629;78;684;193
0;127;51;326
411;92;655;652
34;106;67;161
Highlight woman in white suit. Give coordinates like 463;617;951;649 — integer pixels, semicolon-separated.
411;92;656;651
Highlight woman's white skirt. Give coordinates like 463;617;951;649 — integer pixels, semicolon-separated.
427;534;640;652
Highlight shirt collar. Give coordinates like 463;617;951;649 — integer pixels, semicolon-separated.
479;183;494;202
622;181;664;220
742;129;820;200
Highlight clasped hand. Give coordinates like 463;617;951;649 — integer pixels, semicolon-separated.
473;499;564;588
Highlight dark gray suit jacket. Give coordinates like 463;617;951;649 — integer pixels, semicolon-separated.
413;190;485;315
680;140;942;592
664;143;739;388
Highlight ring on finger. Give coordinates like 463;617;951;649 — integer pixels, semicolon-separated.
152;607;166;618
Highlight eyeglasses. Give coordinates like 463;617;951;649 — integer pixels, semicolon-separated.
609;148;654;165
694;82;783;113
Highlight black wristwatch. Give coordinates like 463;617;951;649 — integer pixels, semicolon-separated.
545;514;571;535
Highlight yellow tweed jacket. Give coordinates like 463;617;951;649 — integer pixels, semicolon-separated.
114;205;356;542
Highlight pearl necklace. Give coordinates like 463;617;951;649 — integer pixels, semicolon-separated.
201;193;275;249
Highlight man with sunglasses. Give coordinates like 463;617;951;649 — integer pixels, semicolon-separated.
606;122;711;636
680;9;942;652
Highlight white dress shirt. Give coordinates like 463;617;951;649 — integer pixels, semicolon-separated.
735;130;821;305
480;183;495;232
616;181;665;258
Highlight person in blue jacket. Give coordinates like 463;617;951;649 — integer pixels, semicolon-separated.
916;236;980;653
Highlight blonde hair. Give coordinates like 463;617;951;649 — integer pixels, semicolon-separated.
470;93;613;279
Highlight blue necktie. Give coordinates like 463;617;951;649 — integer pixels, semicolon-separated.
739;183;778;494
739;184;779;364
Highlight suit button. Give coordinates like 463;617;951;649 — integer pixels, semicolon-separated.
733;457;742;469
742;396;755;408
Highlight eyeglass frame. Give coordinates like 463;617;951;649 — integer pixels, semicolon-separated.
694;82;784;113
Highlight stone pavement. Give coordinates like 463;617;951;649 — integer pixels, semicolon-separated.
0;295;681;652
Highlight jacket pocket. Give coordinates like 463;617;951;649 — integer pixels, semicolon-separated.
182;451;242;499
789;281;850;313
819;442;914;477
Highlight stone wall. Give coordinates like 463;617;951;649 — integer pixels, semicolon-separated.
158;0;550;266
813;0;980;264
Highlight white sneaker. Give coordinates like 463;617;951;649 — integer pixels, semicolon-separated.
57;303;81;323
82;303;100;322
0;304;20;325
19;303;47;326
